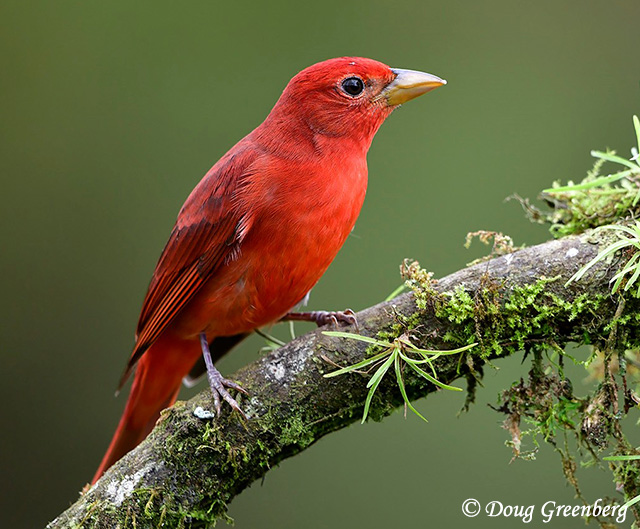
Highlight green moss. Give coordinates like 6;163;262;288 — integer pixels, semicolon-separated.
431;276;612;358
400;259;445;312
277;414;315;447
91;384;325;528
399;263;602;360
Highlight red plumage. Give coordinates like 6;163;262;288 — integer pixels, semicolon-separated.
93;57;444;483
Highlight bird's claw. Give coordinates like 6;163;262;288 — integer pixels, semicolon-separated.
317;309;358;329
281;308;359;330
200;332;248;419
207;369;248;419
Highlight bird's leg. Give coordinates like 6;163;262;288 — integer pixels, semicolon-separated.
281;309;358;330
200;333;248;419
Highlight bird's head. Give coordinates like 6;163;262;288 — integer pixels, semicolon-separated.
263;57;446;151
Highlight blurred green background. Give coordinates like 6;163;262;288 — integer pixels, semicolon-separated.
2;1;639;527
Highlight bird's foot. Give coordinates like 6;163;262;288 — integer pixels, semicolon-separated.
282;309;358;330
200;333;248;418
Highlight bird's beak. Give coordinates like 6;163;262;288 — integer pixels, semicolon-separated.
382;68;446;106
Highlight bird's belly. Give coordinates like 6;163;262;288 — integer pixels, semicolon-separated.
171;179;365;339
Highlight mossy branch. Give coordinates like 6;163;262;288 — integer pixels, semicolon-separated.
48;228;639;529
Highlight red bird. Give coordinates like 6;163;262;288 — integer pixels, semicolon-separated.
93;57;445;483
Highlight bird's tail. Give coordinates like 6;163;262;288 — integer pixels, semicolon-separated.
92;335;201;484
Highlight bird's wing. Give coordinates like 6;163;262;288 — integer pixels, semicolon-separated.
119;148;257;388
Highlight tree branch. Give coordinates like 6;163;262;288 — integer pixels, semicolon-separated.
48;229;636;528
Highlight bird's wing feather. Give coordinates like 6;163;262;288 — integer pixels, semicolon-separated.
119;147;257;387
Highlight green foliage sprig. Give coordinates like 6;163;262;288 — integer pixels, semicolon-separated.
515;115;640;238
543;115;640;197
567;222;640;297
323;331;475;423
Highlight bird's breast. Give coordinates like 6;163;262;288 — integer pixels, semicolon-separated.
245;153;368;316
179;151;369;338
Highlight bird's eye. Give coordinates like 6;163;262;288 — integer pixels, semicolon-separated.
341;76;365;97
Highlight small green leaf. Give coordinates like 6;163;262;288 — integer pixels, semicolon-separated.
408;362;462;391
600;222;640;239
322;331;391;347
394;354;428;422
567;238;632;286
366;352;395;389
591;150;640;171
402;342;477;356
398;349;439;378
623;255;640;292
622;494;640;510
324;349;393;378
361;353;395;423
543;170;634;193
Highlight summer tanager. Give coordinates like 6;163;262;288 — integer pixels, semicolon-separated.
93;57;445;483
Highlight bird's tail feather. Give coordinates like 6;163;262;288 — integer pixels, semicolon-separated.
92;336;200;483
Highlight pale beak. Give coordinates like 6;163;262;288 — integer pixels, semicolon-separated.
382;68;446;106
